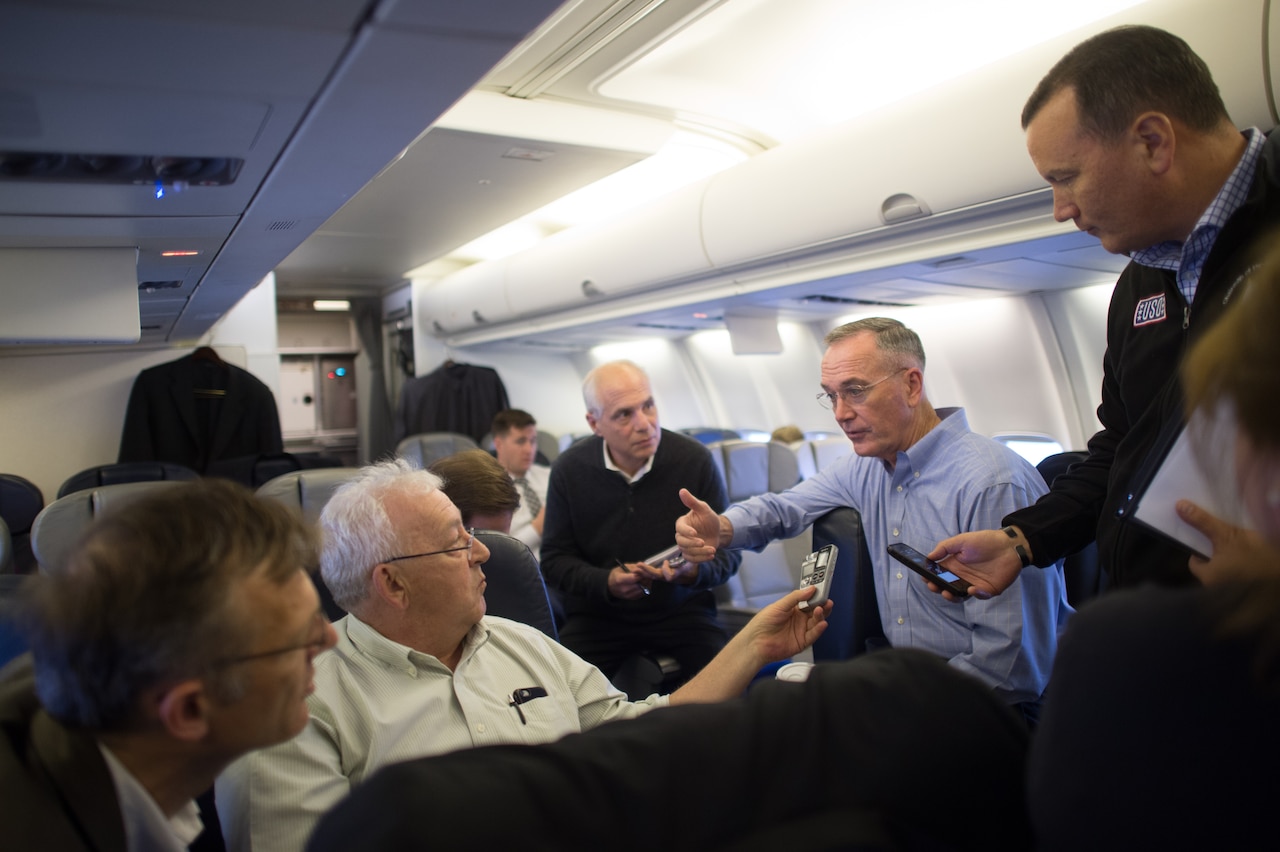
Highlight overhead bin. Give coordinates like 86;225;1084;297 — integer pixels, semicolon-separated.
418;0;1274;340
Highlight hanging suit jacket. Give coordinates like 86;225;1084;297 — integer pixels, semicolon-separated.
118;354;283;473
393;361;510;443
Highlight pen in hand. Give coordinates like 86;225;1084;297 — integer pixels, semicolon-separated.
615;559;651;595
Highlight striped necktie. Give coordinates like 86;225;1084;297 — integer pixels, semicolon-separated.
513;476;542;517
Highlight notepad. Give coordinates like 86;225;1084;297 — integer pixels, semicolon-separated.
1126;407;1251;559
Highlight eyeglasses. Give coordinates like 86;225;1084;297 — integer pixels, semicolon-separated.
816;368;907;410
212;612;330;668
383;528;477;564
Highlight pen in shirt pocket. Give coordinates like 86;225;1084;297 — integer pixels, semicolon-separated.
614;559;651;595
509;686;548;724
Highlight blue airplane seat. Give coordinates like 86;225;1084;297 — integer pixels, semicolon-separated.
810;507;885;661
0;473;44;574
1036;451;1107;607
56;461;199;499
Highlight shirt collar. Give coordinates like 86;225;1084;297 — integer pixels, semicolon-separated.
98;743;204;852
343;612;490;676
602;439;655;483
1131;127;1265;271
891;407;967;476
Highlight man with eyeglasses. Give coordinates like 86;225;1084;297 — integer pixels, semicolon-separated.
676;317;1071;722
217;458;823;852
0;479;335;852
540;360;741;694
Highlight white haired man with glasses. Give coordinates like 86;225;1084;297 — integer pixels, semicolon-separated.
217;458;830;852
676;317;1072;723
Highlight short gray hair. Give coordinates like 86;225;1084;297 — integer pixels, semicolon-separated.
320;458;444;611
824;317;926;370
582;360;648;417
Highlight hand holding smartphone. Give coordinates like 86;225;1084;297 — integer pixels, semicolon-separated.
887;543;970;598
797;544;837;610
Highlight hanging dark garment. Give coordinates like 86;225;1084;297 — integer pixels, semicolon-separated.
393;361;510;444
118;351;283;473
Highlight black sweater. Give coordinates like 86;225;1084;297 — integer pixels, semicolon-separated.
541;429;740;624
1006;130;1280;588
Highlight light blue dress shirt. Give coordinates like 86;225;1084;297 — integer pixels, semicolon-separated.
724;408;1071;703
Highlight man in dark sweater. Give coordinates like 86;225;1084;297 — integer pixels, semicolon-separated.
541;360;740;689
929;25;1280;597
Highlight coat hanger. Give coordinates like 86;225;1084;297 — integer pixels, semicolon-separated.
192;346;227;367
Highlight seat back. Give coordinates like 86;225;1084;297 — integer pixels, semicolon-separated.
57;461;199;499
396;432;480;468
474;530;558;640
680;427;741;445
257;468;361;622
0;474;43;574
810;507;884;661
0;572;31;669
1036;451;1107;606
0;516;10;574
256;468;360;526
32;481;186;574
810;436;853;471
790;440;819;481
708;440;812;630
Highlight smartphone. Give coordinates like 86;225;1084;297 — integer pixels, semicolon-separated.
886;543;970;598
797;544;837;610
642;544;686;568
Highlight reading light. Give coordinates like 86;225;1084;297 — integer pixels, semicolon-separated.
161;250;201;257
313;300;350;311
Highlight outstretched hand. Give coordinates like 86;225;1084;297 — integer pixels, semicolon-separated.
927;530;1025;600
742;586;832;663
675;488;723;564
1177;499;1280;584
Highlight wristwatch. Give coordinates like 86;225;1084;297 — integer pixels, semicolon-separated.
1002;526;1032;569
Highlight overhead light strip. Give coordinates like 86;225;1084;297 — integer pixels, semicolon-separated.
507;0;669;99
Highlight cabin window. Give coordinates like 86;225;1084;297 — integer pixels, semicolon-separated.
991;433;1065;467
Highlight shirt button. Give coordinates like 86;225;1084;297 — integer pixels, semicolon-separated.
896;485;903;492
896;616;904;625
892;528;899;536
914;471;920;478
897;572;903;579
476;723;486;734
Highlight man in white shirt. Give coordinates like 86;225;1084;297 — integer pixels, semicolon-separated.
0;480;336;852
492;408;551;550
216;458;830;852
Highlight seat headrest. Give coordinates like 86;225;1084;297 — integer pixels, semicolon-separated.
257;468;359;526
0;473;45;534
396;433;480;468
32;481;185;574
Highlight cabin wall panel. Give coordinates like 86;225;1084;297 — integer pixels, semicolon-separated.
437;348;589;442
683;323;831;435
580;339;707;432
814;296;1078;449
0;278;280;501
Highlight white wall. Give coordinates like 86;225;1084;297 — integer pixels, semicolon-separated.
0;275;280;501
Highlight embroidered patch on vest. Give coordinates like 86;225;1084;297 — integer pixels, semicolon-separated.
1133;293;1167;327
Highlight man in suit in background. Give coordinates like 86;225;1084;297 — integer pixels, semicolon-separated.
491;408;551;550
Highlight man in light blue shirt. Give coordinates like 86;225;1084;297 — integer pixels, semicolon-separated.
677;317;1071;716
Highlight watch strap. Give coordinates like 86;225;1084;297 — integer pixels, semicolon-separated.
1002;526;1032;569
